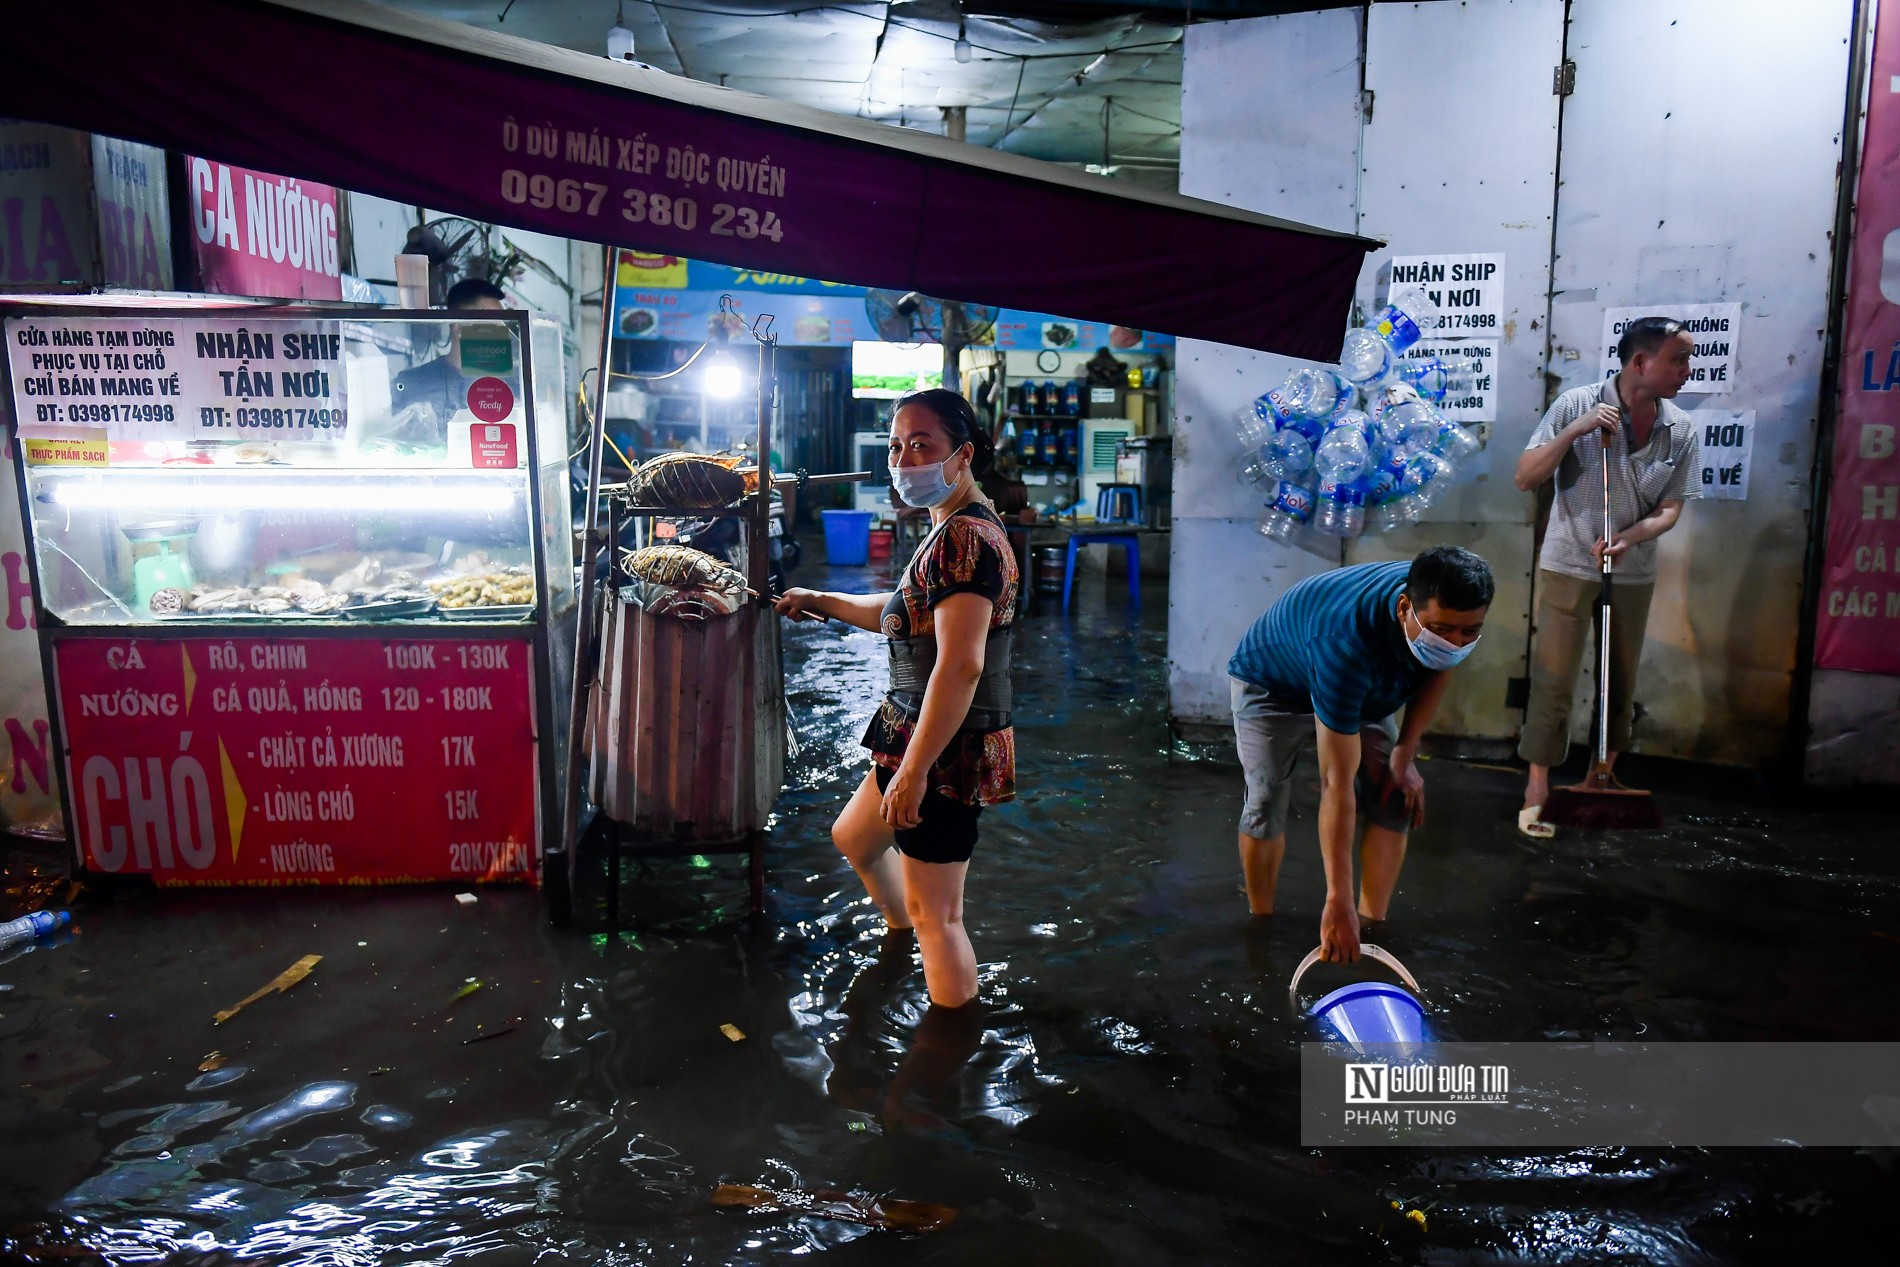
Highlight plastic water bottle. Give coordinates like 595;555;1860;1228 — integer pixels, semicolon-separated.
1313;409;1374;485
1433;415;1483;462
1375;399;1441;458
1395;354;1479;403
1371;285;1442;354
1338;327;1392;387
1238;446;1276;486
1402;451;1456;507
1258;478;1317;543
1359;460;1405;533
1260;413;1327;481
1313;477;1365;537
0;909;69;952
1232;388;1289;450
1278;367;1354;419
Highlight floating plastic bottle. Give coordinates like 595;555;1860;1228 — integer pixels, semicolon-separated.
1313;477;1365;538
1339;326;1393;387
1370;285;1442;355
1258;478;1317;543
0;909;69;953
1278;367;1355;419
1314;409;1374;486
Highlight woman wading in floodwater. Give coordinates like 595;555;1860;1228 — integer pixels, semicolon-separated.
775;389;1017;1008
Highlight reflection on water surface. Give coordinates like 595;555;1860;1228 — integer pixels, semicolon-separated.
2;560;1895;1263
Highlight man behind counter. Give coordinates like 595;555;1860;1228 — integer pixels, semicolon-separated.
389;278;508;430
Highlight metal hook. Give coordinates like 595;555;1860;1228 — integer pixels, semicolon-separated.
749;312;776;343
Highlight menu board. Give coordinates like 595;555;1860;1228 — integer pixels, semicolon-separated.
54;634;538;886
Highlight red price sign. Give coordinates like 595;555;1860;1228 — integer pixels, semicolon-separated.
54;635;539;887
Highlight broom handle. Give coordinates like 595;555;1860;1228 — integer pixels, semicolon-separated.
1596;422;1615;770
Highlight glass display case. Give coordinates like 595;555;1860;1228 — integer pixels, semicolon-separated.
3;306;576;890
8;311;572;625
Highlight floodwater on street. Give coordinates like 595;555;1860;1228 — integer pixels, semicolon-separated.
3;548;1898;1265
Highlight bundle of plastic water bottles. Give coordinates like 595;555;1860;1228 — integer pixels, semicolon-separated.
1236;288;1484;542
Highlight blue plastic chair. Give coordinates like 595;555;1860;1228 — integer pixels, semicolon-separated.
1095;483;1143;525
1062;530;1140;614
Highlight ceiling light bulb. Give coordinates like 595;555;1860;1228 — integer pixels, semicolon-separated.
705;350;742;399
954;19;971;64
607;1;636;61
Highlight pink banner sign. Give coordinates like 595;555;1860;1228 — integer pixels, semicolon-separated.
1818;4;1900;672
185;157;342;301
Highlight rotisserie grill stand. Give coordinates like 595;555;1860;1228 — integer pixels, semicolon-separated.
558;280;868;927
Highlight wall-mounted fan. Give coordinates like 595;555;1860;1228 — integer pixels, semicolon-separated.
401;218;492;306
400;217;572;307
863;289;1000;390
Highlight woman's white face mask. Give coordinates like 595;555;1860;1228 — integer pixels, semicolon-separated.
889;444;969;509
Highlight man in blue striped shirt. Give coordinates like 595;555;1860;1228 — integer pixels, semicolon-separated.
1229;547;1494;962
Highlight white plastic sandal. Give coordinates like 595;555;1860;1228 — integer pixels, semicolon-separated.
1517;805;1556;839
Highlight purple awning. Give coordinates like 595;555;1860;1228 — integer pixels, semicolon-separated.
0;0;1374;359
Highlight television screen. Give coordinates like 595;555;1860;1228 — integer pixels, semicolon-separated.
851;340;942;398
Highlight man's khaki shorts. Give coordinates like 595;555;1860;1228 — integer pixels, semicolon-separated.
1230;676;1409;839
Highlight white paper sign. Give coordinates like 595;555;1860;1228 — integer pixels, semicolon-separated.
1388;253;1506;334
1600;303;1740;394
7;316;347;443
1400;337;1500;423
1691;408;1754;500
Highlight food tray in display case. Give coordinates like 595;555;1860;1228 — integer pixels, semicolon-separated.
438;603;535;622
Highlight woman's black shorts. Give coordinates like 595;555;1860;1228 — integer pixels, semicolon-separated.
874;765;981;865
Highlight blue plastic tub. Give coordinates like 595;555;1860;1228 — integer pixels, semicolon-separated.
821;509;876;566
1309;981;1430;1054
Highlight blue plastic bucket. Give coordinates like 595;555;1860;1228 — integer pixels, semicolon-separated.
821;509;876;566
1308;981;1430;1052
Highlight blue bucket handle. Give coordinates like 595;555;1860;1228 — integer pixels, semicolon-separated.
1287;943;1425;1018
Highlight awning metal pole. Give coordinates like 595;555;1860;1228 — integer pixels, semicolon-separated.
558;243;616;901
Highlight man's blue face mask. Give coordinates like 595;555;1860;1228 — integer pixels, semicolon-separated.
1405;604;1480;670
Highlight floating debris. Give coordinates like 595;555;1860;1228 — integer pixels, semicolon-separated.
712;1183;955;1233
463;1026;516;1045
198;1051;225;1072
449;978;482;1005
213;955;321;1025
719;1023;746;1043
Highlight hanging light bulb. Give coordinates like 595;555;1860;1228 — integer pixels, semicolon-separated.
606;1;636;61
705;349;742;398
954;17;972;64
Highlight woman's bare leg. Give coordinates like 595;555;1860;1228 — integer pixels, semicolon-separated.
902;855;975;1006
831;768;910;929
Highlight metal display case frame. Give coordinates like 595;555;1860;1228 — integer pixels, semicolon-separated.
2;303;577;904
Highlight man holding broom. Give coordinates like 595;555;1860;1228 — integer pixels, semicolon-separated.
1514;316;1700;838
